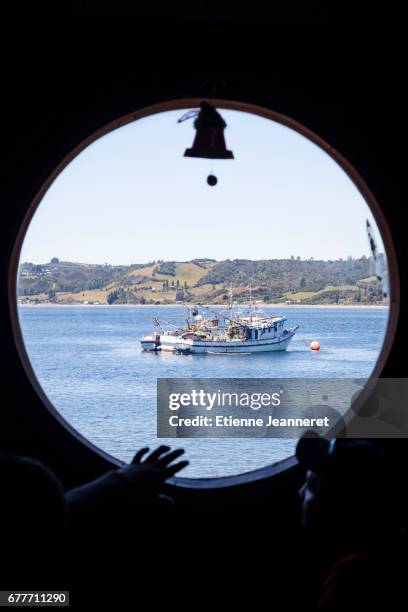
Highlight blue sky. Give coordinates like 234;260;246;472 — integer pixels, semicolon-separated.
20;108;384;265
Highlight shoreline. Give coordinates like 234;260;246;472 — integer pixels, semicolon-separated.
17;302;389;309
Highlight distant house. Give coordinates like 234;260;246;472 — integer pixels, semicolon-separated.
357;276;380;300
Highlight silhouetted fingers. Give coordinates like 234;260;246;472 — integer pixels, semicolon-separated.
145;445;171;463
163;460;189;478
132;447;150;464
156;448;185;468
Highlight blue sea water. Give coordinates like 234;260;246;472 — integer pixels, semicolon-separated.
17;306;388;478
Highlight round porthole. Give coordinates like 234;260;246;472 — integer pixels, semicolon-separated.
9;99;399;483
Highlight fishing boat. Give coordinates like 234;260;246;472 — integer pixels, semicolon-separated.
140;289;298;355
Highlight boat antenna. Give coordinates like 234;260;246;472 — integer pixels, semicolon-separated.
248;284;253;323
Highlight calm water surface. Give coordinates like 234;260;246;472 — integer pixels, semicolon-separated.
18;306;388;477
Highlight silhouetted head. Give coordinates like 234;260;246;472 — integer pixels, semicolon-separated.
0;453;65;541
296;435;394;546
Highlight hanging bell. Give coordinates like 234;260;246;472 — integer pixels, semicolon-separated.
181;102;234;160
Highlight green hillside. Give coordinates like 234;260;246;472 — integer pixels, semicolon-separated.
17;257;382;305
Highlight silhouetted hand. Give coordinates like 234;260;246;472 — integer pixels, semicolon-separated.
117;445;189;488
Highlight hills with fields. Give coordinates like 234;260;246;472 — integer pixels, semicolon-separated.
17;256;383;305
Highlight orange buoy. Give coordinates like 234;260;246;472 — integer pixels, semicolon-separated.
310;341;320;351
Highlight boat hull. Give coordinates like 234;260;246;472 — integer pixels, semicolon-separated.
140;334;161;351
159;327;298;354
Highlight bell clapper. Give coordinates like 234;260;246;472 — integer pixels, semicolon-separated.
207;160;218;187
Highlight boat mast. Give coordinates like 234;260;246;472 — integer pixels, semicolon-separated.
248;284;253;323
153;316;165;333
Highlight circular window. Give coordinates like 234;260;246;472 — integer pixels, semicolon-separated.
12;100;397;479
